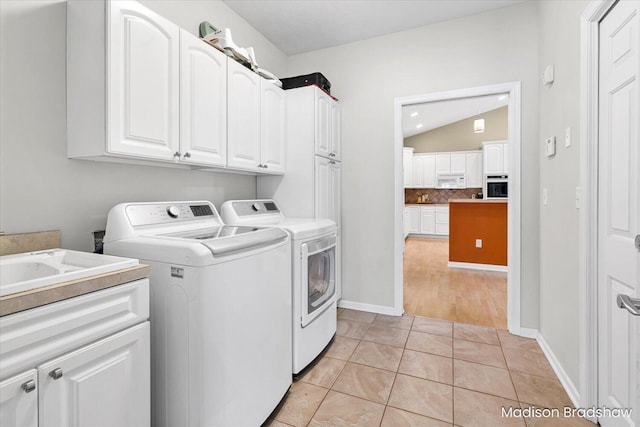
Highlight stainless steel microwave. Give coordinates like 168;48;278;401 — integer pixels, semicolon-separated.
486;175;508;198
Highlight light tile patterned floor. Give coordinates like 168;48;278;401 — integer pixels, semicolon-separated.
264;309;594;427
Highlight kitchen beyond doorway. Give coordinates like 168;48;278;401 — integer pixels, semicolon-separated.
403;237;507;329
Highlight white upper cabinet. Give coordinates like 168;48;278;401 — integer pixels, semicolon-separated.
450;153;466;174
465;151;483;188
179;29;227;167
68;1;283;174
403;148;414;188
412;155;425;188
315;90;340;160
260;79;286;173
435;154;451;175
227;59;261;171
483;141;508;175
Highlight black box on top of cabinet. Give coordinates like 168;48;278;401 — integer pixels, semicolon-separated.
281;72;331;94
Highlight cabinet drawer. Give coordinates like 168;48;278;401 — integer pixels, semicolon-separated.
0;280;149;380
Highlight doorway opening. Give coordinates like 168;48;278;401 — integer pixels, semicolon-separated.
393;82;522;334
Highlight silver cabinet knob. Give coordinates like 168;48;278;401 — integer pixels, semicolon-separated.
173;151;181;158
263;164;268;169
183;152;191;158
49;368;63;380
329;153;336;157
257;164;263;168
21;380;36;393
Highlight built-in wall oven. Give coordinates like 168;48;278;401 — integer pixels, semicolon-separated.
486;175;508;199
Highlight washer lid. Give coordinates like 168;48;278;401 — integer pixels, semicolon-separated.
162;226;288;256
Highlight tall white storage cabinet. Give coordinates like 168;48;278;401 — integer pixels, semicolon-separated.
258;86;342;297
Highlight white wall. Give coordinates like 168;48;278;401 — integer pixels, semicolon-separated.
538;0;588;390
0;0;287;251
287;2;541;327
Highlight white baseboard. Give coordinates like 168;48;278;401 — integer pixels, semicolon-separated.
447;261;508;272
517;327;539;339
536;332;580;408
337;299;400;316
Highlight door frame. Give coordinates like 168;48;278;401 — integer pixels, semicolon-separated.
393;81;522;333
578;0;618;417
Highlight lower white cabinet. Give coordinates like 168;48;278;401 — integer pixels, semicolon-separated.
405;205;449;236
420;206;435;234
0;370;38;427
406;206;421;233
0;280;150;427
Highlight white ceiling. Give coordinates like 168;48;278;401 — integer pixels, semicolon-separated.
402;94;509;138
223;0;527;55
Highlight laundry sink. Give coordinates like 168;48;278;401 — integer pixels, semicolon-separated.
0;249;138;297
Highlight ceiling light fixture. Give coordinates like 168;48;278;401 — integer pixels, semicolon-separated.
410;112;419;117
416;124;423;129
474;119;485;133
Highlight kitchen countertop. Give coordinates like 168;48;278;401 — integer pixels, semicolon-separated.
449;199;508;203
0;264;151;316
405;203;449;207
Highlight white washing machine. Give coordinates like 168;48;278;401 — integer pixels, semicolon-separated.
220;199;337;375
103;201;292;427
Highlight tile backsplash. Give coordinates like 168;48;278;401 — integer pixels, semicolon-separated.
405;188;482;204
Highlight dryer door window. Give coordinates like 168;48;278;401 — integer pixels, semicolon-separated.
301;235;336;327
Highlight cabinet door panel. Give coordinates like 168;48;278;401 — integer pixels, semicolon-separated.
450;153;466;174
465;152;483;188
413;156;425;187
38;323;150;427
423;154;436;188
315;157;331;221
227;59;261;170
407;207;421;233
315;92;331;157
261;80;286;173
502;143;509;174
109;1;179;159
421;210;435;234
484;144;504;174
330;101;341;160
179;29;226;166
0;370;37;427
330;162;341;229
435;154;451;174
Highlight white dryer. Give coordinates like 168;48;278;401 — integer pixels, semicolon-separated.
220;199;337;375
103;201;291;427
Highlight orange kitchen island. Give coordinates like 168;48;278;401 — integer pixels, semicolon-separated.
448;199;507;269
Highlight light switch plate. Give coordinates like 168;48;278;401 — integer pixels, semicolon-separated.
475;239;482;248
545;137;556;157
543;65;555;85
565;127;571;147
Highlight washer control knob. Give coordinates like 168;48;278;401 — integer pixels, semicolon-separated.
167;206;180;218
251;203;261;212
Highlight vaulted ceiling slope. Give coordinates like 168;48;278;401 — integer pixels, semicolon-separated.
223;0;528;55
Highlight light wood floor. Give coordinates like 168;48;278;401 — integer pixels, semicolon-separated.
403;237;507;329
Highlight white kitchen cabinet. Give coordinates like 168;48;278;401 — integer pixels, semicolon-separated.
465;151;483;188
403;208;410;238
403;148;414;188
412;155;425;187
450;153;466;174
315;90;341;160
179;29;227;167
315;157;341;228
0;280;150;427
227;60;285;174
227;59;262;170
435;206;450;236
260;80;286;173
68;0;180;162
0;370;38;427
483;141;509;175
435;154;451;175
420;206;436;234
38;324;149;427
406;206;421;234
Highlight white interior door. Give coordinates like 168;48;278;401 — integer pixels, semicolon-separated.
597;2;639;426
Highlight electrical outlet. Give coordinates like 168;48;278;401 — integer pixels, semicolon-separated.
575;187;581;209
475;239;482;248
545;137;556;157
565;127;571;147
543;188;548;206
